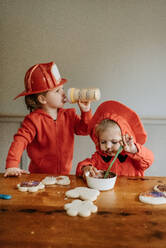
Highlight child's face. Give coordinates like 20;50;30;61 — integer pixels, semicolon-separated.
99;125;122;156
44;85;66;109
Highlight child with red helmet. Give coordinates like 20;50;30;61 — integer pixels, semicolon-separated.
4;62;92;177
76;100;154;177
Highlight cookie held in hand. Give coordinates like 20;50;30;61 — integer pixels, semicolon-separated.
65;187;100;201
64;199;98;217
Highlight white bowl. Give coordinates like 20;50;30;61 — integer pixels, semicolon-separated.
85;172;117;191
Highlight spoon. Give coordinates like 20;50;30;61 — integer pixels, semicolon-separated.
104;146;123;178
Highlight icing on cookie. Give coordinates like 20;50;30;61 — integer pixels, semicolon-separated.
139;191;166;205
17;181;45;192
154;184;166;196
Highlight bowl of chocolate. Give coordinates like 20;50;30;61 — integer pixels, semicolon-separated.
85;170;117;191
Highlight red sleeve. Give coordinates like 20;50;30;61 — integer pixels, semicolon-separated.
6;116;36;169
73;109;92;135
76;153;99;176
126;143;154;171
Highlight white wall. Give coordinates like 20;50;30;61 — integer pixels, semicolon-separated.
0;0;166;175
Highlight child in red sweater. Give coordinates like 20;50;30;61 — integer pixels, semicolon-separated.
4;61;92;177
76;100;154;177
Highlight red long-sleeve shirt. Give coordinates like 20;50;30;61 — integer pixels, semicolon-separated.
6;108;92;174
76;100;154;177
76;143;154;177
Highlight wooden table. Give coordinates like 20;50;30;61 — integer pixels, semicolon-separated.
0;174;166;248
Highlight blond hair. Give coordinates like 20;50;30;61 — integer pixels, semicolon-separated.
95;119;120;137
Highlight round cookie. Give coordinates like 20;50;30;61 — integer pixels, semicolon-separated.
42;176;70;186
154;184;166;196
55;176;71;185
17;181;45;192
94;88;101;101
41;176;57;185
80;88;89;102
67;88;78;103
139;191;166;205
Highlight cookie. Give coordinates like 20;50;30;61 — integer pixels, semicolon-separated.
67;88;101;103
139;191;166;205
65;187;100;201
64;199;98;217
42;176;70;186
55;176;70;185
17;181;45;192
41;176;57;185
154;184;166;196
67;88;78;103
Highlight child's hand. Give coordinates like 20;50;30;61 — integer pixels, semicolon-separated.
78;100;91;112
120;134;137;154
82;165;102;179
4;168;29;177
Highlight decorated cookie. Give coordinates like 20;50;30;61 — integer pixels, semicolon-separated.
154;184;166;196
17;181;45;192
65;187;100;201
42;176;70;186
64;199;98;217
139;191;166;205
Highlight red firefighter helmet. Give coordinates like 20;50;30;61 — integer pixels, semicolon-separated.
14;62;67;99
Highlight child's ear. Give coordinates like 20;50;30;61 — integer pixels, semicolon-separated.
37;94;47;104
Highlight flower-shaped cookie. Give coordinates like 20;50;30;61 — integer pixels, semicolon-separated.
17;181;45;192
64;199;98;217
65;187;100;201
42;176;70;186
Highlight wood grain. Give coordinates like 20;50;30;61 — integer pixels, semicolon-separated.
1;174;166;248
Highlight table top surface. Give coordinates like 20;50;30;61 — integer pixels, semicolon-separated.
0;173;166;248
